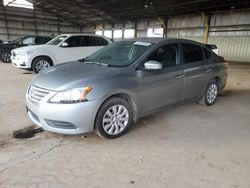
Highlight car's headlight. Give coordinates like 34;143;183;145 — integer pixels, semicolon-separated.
49;86;93;104
16;51;33;55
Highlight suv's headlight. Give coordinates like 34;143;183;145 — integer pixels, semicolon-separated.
17;51;33;55
49;86;93;104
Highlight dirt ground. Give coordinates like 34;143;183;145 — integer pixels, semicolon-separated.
0;62;249;188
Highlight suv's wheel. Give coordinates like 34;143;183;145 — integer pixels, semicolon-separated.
1;51;11;63
32;57;52;73
199;80;218;106
95;97;133;139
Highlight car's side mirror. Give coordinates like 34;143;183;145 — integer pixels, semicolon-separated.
144;60;162;70
61;42;69;47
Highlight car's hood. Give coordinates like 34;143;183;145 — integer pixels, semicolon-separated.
31;61;122;91
13;44;55;52
0;42;15;49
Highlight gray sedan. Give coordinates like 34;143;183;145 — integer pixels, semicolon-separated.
26;38;228;139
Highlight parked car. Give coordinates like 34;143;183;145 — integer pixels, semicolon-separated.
205;44;218;54
26;38;228;139
11;34;112;73
0;35;52;63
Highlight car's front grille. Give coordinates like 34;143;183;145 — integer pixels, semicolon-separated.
28;84;50;105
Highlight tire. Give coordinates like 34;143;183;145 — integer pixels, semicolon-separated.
95;97;133;139
1;51;11;63
32;57;52;73
199;80;219;106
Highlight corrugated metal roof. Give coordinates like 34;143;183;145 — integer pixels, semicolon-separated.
26;0;250;26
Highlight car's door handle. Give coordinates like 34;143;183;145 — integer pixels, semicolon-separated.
204;68;212;73
175;73;184;79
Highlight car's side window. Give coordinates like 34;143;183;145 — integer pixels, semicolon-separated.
35;37;44;44
35;37;50;44
84;36;98;46
34;37;40;44
97;37;109;46
83;36;109;46
182;43;203;64
65;36;81;47
79;36;87;46
22;37;35;45
147;43;178;68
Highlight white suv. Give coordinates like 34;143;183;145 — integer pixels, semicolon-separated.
11;34;112;72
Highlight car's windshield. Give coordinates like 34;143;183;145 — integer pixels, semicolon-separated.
47;35;67;45
11;37;24;44
84;41;154;67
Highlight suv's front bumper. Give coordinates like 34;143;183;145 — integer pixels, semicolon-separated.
11;55;32;69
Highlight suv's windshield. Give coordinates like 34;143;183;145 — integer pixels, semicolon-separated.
47;35;67;45
84;41;153;67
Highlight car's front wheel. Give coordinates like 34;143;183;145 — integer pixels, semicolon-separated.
95;97;133;139
1;51;11;63
199;80;218;106
32;57;52;73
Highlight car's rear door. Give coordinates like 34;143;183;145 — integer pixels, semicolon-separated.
139;42;185;113
181;43;213;100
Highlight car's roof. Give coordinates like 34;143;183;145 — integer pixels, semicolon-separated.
17;35;51;38
57;33;112;42
59;33;104;37
122;37;204;45
130;37;168;43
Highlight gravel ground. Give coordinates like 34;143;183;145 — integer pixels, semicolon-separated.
0;62;249;188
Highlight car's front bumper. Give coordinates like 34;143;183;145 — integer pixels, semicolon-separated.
11;55;32;69
26;88;101;135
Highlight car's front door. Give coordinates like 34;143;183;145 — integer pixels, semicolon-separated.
139;43;185;114
55;36;84;63
181;43;212;100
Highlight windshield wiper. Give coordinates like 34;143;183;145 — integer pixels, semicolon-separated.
84;61;109;66
107;64;127;67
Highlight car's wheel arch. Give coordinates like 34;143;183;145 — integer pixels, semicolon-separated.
31;55;54;67
198;76;221;99
94;92;138;129
214;76;222;92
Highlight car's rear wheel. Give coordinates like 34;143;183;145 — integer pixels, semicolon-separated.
1;51;11;63
199;80;218;106
95;97;133;139
32;57;52;73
